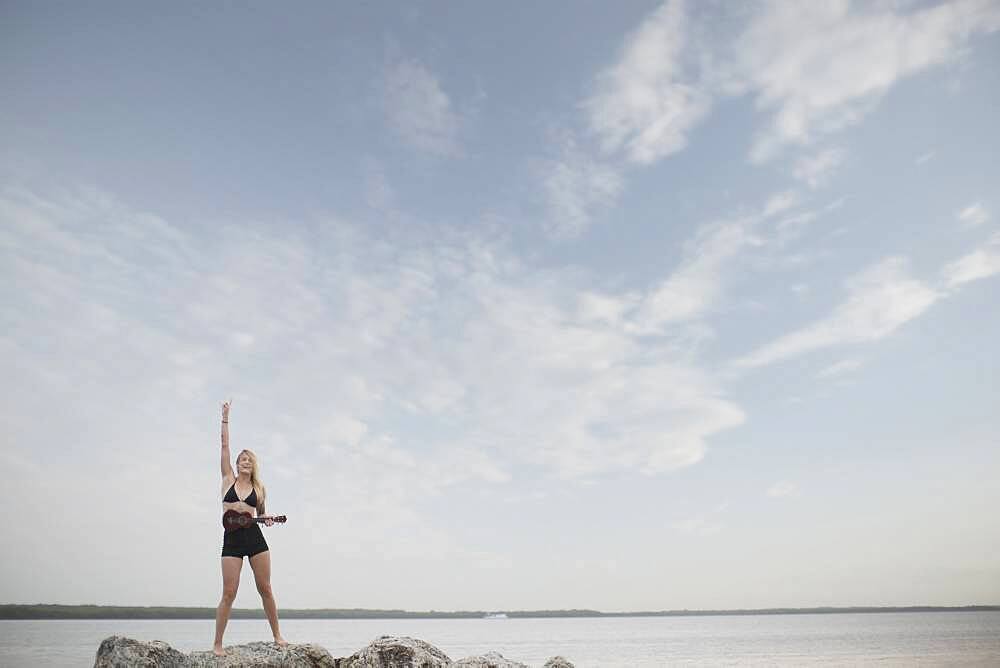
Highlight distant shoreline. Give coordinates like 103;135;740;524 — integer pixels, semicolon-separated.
1;604;997;620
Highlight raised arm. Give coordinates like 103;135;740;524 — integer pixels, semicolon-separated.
220;400;234;480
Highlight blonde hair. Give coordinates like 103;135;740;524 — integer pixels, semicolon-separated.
235;449;267;510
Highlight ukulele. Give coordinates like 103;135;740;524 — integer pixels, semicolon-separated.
222;509;287;532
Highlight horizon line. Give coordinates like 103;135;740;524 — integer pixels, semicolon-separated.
2;603;998;620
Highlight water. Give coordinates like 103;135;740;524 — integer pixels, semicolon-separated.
1;612;999;667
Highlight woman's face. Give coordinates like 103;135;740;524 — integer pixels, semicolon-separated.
237;453;253;475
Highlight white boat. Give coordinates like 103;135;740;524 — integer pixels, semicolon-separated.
483;612;508;619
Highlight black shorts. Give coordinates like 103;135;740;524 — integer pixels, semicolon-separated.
221;524;269;559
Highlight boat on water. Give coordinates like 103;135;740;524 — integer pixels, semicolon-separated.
482;612;508;619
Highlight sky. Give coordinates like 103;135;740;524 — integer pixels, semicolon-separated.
1;0;999;613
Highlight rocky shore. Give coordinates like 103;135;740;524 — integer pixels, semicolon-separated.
94;634;576;667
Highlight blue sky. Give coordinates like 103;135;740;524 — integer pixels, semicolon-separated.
2;1;999;612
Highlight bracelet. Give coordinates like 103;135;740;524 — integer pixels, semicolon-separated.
222;420;229;423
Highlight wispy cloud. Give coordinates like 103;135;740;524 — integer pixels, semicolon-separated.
543;0;996;240
671;502;728;535
633;217;760;331
766;481;798;498
362;157;400;220
731;0;1000;162
735;257;940;369
942;232;1000;288
763;190;800;217
671;516;723;536
0;184;748;521
540;135;624;238
584;0;711;165
733;221;1000;374
957;202;990;227
586;0;1000;167
541;0;706;239
817;358;864;379
793;148;846;189
632;191;797;334
383;58;460;155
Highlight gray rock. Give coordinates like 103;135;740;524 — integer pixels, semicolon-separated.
94;635;336;667
94;634;571;668
542;657;575;668
337;635;452;667
451;650;529;667
187;641;336;667
94;636;187;668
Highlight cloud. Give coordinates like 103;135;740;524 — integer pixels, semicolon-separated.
576;290;641;326
300;432;511;560
942;232;1000;288
766;480;798;497
671;502;728;535
446;264;745;478
382;58;460;155
544;0;707;238
362;157;400;220
584;0;712;164
915;150;936;166
732;227;1000;374
763;190;800;217
817;358;863;379
540;136;624;238
0;184;747;520
733;0;1000;162
634;218;759;331
584;0;1000;167
546;0;996;239
632;191;794;333
793;148;846;189
671;516;723;536
957;202;990;227
735;257;940;368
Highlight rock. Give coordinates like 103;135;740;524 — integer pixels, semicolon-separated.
94;635;571;668
337;635;452;667
451;650;529;667
94;636;187;667
94;636;336;667
542;657;575;668
187;642;336;667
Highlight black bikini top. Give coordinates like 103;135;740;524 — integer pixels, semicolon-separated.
224;479;257;507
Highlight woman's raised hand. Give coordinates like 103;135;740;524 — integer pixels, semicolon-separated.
222;399;232;421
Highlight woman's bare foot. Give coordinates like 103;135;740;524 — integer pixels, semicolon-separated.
213;644;226;657
274;636;289;647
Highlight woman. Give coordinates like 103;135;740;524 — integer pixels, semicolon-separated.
213;400;289;656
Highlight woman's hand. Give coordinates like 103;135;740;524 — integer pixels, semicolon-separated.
222;399;232;422
263;517;274;527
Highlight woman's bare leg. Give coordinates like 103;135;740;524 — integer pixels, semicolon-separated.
213;557;243;655
249;550;287;646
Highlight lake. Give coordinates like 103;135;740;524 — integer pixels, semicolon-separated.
2;612;999;666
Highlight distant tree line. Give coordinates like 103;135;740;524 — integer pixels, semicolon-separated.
1;604;996;620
